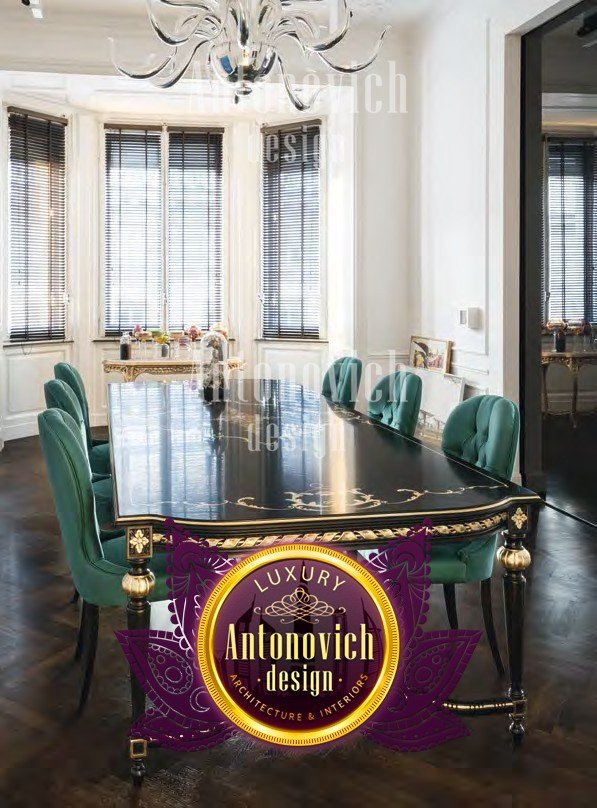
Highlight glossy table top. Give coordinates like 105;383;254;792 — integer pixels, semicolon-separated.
107;379;540;537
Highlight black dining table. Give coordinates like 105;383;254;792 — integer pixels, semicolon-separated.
107;378;541;776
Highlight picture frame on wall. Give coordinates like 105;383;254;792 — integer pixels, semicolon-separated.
408;336;453;374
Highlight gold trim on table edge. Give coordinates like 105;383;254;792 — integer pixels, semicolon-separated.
114;495;541;531
150;512;510;550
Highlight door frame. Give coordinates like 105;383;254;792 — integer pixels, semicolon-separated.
519;0;597;492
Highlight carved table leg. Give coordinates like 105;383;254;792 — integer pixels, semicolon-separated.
497;506;532;743
123;526;155;785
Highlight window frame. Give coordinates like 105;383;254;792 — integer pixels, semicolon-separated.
258;117;327;342
3;104;72;345
98;119;230;339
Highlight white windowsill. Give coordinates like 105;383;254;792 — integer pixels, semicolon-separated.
3;339;74;348
256;338;328;344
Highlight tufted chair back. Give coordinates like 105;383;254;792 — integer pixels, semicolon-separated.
38;409;128;607
367;371;422;437
441;395;520;480
44;379;87;450
54;362;93;452
322;357;363;408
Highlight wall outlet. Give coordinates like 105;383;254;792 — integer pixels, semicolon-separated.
457;307;482;330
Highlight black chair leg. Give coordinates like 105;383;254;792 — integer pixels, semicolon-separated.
78;602;99;713
480;577;505;677
443;583;459;629
74;600;87;661
71;588;80;605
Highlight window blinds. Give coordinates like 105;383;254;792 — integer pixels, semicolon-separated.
9;110;67;342
545;138;597;323
168;129;223;331
104;126;224;336
104;127;163;336
262;122;321;339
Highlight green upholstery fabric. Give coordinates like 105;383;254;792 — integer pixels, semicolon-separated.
431;396;521;585
322;357;363;408
38;409;168;607
441;395;520;480
44;379;87;446
367;372;422;437
429;535;499;584
91;476;115;527
44;380;114;523
89;442;111;476
54;363;110;473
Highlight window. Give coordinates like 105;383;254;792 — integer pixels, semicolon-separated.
8;109;67;342
544;137;597;323
103;126;223;336
261;122;321;339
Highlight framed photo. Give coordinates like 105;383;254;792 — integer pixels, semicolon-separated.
408;336;453;374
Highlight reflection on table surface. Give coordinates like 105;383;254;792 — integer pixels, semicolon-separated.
108;378;533;526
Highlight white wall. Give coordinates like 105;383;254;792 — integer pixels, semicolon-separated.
410;0;582;402
0;10;414;442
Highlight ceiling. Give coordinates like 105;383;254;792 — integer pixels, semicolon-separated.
543;6;597;95
1;0;437;25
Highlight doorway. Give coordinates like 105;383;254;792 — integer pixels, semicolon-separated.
521;0;597;524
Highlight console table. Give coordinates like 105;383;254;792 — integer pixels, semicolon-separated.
541;350;597;427
103;357;244;383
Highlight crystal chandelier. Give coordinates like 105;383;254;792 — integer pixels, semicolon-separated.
113;0;389;110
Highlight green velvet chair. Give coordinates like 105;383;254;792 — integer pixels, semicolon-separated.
367;371;422;437
433;395;521;676
44;379;114;527
38;408;169;711
54;362;111;475
322;357;363;408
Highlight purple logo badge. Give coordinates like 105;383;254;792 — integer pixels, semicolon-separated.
117;520;481;753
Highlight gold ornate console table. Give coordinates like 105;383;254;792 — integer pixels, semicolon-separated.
541;350;597;427
103;357;244;383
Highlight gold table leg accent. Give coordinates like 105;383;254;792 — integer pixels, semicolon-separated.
498;506;533;742
124;526;154;784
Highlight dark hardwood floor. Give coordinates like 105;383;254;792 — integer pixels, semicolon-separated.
544;413;597;526
1;435;597;806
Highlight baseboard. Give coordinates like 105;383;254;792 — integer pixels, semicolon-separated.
1;417;39;442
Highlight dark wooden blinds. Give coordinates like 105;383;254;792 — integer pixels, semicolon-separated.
9;110;67;341
262;122;321;339
104;126;224;336
104;127;163;336
545;137;597;323
167;129;223;331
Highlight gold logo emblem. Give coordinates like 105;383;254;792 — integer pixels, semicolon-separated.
198;546;400;747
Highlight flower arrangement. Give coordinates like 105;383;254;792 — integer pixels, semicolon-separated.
154;330;170;345
186;325;202;342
